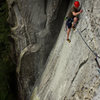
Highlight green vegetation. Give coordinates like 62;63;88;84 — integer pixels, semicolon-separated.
0;1;17;100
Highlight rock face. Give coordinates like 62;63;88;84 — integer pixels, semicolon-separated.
30;0;100;100
7;0;100;100
7;0;69;100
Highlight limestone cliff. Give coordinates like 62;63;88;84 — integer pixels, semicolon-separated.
7;0;100;100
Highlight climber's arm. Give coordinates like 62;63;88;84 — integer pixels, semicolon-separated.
72;9;83;16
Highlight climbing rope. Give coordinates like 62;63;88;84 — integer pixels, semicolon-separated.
77;28;100;58
79;5;100;70
77;28;100;69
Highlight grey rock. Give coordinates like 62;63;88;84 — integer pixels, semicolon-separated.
7;0;69;100
30;0;100;100
7;0;100;100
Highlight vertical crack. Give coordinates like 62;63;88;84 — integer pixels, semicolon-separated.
71;58;88;84
64;58;88;100
44;0;47;14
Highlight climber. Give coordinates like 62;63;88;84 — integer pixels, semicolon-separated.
65;1;83;43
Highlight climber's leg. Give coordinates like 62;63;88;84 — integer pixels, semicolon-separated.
66;18;73;43
72;17;78;29
67;28;71;42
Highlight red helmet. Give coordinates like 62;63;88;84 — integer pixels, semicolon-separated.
74;1;80;8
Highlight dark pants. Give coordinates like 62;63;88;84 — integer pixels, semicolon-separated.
66;18;73;29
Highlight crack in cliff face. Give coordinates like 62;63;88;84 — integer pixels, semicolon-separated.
71;58;88;84
64;58;89;100
44;0;47;14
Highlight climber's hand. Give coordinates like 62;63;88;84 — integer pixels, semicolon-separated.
80;9;83;13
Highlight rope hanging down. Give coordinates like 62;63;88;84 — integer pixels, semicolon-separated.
77;28;100;69
77;28;100;58
78;5;100;69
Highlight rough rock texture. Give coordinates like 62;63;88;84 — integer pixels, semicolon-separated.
30;0;100;100
7;0;69;100
7;0;100;100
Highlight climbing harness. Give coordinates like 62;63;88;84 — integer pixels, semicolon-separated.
77;28;100;71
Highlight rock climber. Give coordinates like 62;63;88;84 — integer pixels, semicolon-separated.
65;1;83;43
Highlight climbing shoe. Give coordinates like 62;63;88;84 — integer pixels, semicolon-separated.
67;39;71;43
